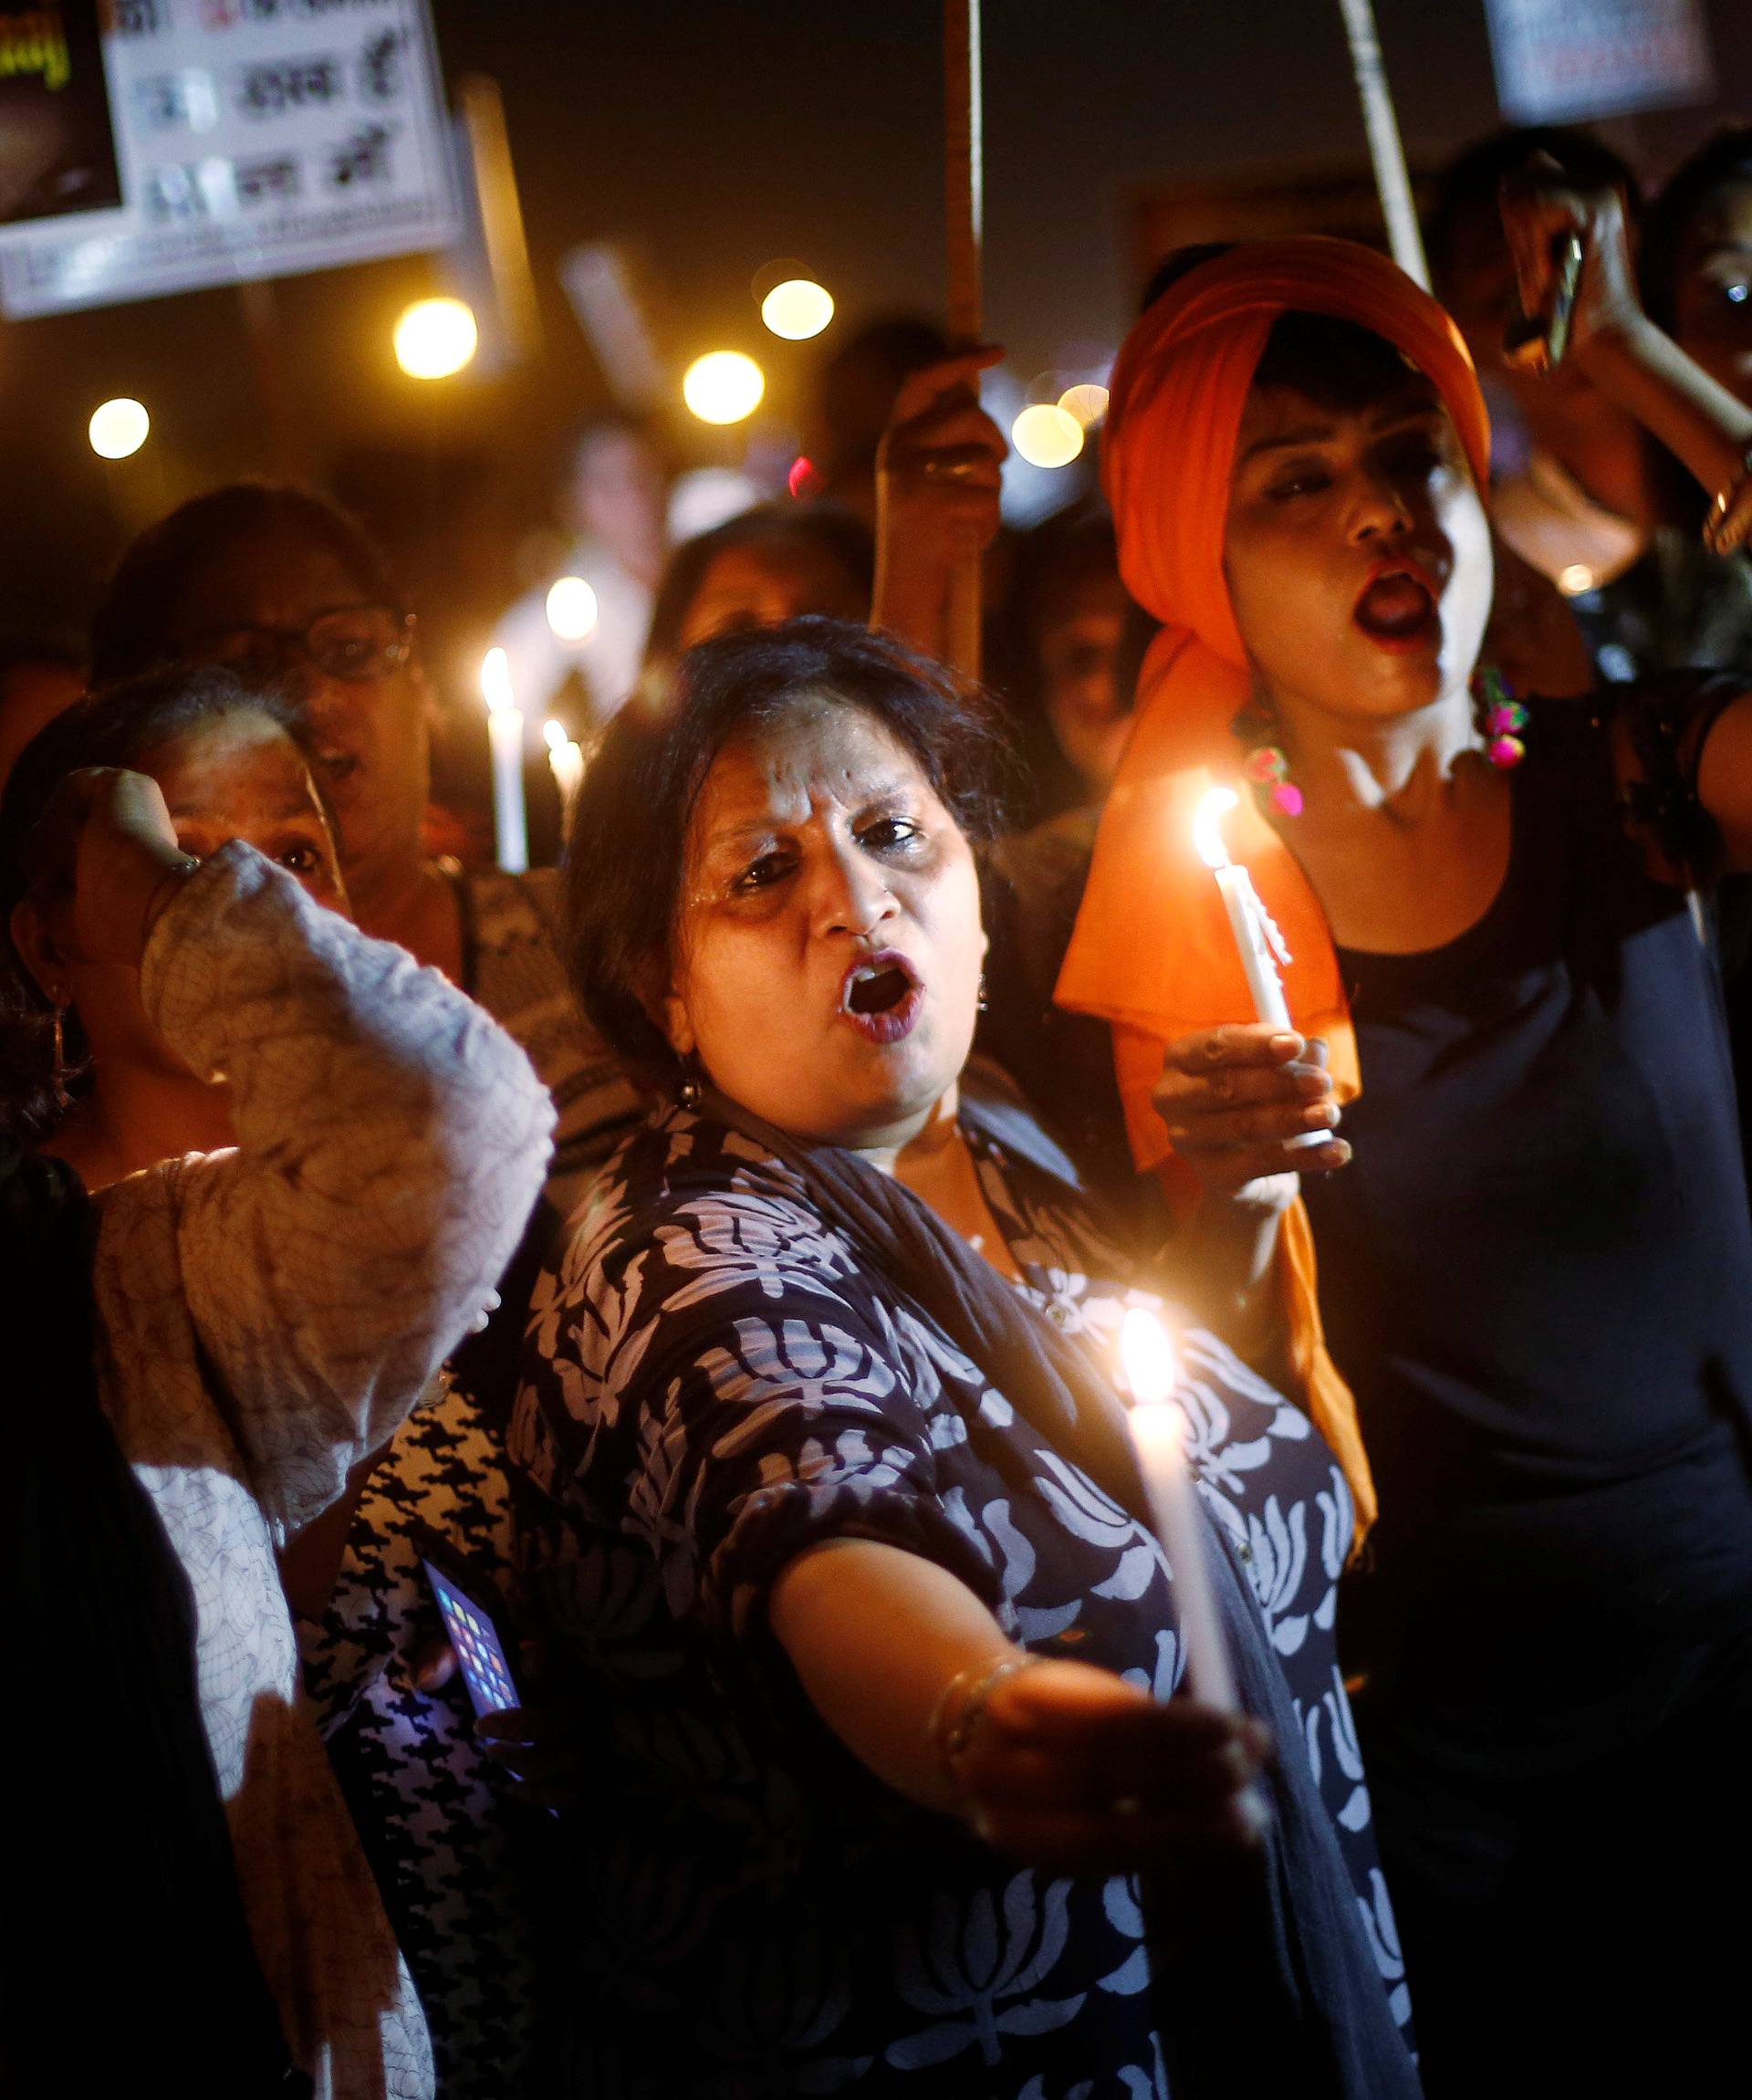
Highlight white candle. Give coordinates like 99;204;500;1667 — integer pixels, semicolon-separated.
1118;1307;1237;1711
481;647;528;875
1194;786;1327;1151
543;718;585;821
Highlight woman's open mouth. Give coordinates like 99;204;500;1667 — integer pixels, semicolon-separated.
1352;559;1441;653
839;949;924;1043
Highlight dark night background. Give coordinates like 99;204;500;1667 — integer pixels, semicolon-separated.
1;0;1747;714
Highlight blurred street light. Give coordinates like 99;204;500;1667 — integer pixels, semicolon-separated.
1010;403;1084;469
1058;382;1110;429
761;277;834;340
683;350;765;425
393;297;480;380
89;397;150;459
545;575;600;642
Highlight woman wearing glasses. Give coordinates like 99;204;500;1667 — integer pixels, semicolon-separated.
86;485;620;2098
89;484;641;1208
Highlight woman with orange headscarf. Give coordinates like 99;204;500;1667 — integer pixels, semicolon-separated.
983;181;1752;2095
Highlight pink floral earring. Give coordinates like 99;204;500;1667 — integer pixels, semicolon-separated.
1475;665;1528;769
1232;704;1303;819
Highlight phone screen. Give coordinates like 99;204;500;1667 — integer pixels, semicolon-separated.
421;1559;520;1719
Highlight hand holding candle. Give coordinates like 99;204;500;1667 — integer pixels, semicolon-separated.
1193;786;1330;1155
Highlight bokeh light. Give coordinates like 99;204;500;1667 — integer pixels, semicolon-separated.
545;575;600;642
1058;382;1110;429
1558;562;1595;596
761;277;834;340
393;298;479;380
1010;403;1084;469
683;350;766;425
89;397;150;459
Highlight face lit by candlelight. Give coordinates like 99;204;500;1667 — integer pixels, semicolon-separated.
663;698;986;1154
1222;371;1493;734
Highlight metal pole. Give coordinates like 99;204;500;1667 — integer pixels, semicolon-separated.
1336;0;1429;288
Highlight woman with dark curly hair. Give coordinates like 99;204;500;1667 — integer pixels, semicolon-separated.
502;616;1417;2100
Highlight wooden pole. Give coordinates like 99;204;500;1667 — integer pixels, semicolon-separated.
944;0;984;677
457;74;543;363
1335;0;1430;289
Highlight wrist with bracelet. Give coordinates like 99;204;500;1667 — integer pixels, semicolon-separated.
928;1650;1044;1801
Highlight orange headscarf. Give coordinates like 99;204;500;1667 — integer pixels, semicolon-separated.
1056;239;1491;1542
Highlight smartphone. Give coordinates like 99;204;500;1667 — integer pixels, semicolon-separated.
409;1520;523;1720
1505;232;1584;373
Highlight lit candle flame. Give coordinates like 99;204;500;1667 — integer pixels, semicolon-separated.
1193;785;1238;872
542;718;568;753
481;646;516;715
1120;1305;1178;1409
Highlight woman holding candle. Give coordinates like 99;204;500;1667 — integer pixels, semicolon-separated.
503;618;1417;2098
984;185;1752;2095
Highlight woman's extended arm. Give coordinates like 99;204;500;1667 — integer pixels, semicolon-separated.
1502;169;1752;511
770;1535;1267;1875
1503;171;1752;861
145;840;553;1534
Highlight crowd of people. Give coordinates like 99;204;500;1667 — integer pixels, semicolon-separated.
5;115;1752;2100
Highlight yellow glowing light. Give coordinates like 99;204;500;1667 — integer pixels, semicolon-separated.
393;298;479;380
1119;1305;1178;1408
1058;382;1110;429
480;645;516;713
1193;785;1238;871
683;350;766;425
545;575;600;643
760;277;835;340
1558;562;1595;596
1010;402;1084;469
89;397;150;459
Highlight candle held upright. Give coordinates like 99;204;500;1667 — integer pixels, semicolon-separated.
481;646;528;875
1118;1307;1238;1712
1194;786;1330;1153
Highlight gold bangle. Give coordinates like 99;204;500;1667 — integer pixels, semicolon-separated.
1704;445;1752;558
929;1651;1042;1794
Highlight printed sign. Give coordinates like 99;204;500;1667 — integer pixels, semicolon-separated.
0;0;123;235
1486;0;1715;125
0;0;456;318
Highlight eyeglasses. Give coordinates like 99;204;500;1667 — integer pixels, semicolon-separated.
182;605;416;684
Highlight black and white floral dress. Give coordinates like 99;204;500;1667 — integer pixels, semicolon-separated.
509;1107;1409;2098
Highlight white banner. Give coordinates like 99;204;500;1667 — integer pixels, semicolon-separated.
1486;0;1715;125
0;0;456;319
